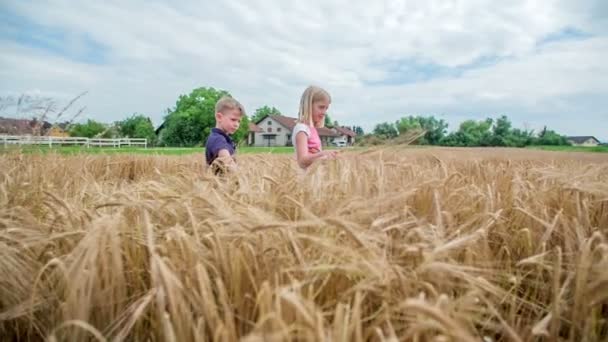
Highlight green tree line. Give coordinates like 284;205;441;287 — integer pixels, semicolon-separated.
65;85;571;148
370;115;570;147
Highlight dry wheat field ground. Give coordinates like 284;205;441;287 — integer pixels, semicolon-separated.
1;147;607;341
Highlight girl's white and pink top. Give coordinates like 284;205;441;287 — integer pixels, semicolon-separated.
292;123;322;153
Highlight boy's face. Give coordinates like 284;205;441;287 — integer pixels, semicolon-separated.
216;109;242;134
312;100;329;126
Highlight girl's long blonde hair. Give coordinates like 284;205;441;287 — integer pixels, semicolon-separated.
298;86;331;128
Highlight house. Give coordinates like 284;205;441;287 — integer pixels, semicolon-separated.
0;117;52;135
0;117;31;135
249;115;353;147
247;122;263;146
567;136;601;147
333;126;357;146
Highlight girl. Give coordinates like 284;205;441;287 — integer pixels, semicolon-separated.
291;85;339;169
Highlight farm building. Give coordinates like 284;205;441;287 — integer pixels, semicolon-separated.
0;117;53;135
249;114;356;147
566;136;600;147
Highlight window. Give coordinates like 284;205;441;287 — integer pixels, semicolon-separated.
267;127;272;132
277;127;282;132
268;121;272;125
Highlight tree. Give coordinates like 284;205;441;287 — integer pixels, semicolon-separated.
507;128;534;147
420;116;448;145
232;114;250;145
116;113;156;144
69;119;107;138
396;115;448;145
160;112;201;147
373;122;398;139
439;115;536;147
532;128;570;145
441;118;493;146
485;115;535;147
353;126;364;136
372;114;570;148
160;87;249;147
324;114;334;128
251;105;281;123
487;115;512;146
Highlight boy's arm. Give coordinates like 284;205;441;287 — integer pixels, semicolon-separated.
216;149;237;172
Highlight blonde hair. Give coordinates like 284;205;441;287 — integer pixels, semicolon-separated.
215;96;246;116
298;85;331;128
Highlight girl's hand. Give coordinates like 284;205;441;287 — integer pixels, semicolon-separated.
322;150;339;159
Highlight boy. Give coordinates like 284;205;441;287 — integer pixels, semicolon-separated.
205;96;245;174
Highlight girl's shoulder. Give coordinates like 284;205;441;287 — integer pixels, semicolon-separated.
292;122;310;135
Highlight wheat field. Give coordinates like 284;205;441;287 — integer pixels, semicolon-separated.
0;147;607;341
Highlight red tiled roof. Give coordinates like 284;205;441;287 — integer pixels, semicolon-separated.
0;117;52;135
248;122;263;133
0;118;30;134
266;115;298;130
335;126;356;137
317;127;340;137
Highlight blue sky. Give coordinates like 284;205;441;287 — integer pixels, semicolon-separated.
0;0;606;141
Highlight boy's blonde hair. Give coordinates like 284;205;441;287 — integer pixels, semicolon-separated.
215;96;246;116
298;85;331;128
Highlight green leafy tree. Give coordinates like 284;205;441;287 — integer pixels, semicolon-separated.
161;112;200;147
396;115;448;145
116;113;156;145
232;114;250;145
160;87;249;147
486;115;534;147
396;116;421;134
507;128;534;147
373;114;568;148
68;119;107;138
324;114;334;128
353;126;364;136
373;122;398;139
532;127;570;145
441;118;493;146
487;115;512;146
251;105;281;123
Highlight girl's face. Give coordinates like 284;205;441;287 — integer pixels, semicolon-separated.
312;99;329;126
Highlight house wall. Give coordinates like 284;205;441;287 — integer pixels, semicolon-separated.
253;117;291;147
570;139;599;147
581;139;599;146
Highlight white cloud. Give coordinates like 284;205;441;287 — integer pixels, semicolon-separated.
0;0;607;139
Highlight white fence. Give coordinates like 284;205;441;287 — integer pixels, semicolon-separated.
1;135;147;148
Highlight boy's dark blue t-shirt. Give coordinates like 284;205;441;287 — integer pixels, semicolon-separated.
205;128;236;166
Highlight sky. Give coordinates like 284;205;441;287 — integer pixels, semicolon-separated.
0;0;607;141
